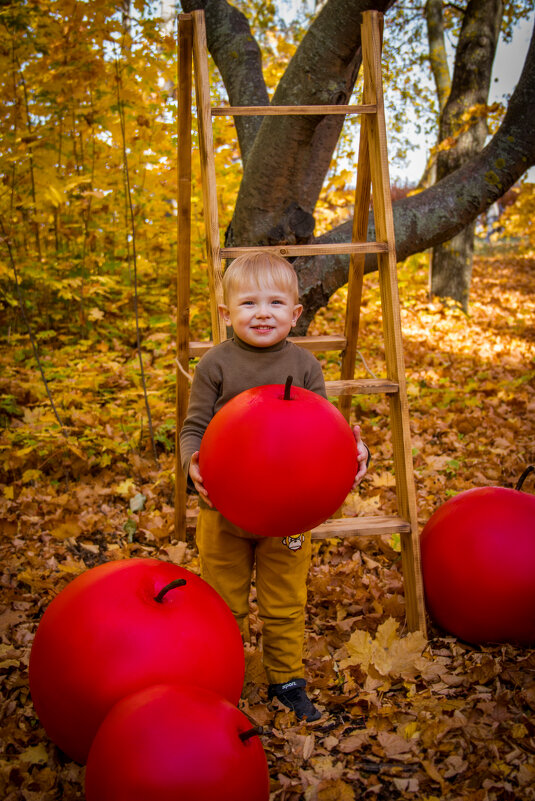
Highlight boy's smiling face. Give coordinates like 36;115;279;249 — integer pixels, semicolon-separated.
219;281;303;348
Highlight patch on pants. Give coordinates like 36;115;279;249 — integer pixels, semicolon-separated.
282;533;305;551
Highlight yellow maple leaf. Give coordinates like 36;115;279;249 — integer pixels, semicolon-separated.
115;478;135;497
21;468;43;484
50;518;83;540
88;307;105;321
339;628;374;672
369;472;397;487
339;618;430;681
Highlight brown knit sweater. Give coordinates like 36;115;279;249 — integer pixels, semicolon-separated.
179;335;327;484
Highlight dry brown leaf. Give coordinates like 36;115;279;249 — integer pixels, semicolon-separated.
338;731;371;753
2;254;535;801
376;731;414;757
50;517;83;540
316;779;355;800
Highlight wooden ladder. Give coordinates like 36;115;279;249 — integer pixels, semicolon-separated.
176;10;426;635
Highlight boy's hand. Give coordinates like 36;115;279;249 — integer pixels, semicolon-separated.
352;425;370;488
189;451;214;508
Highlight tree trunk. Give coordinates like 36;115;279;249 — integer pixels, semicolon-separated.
226;0;393;247
429;0;503;309
181;0;535;331
416;0;450;190
294;11;535;332
429;221;476;303
182;0;393;247
425;0;450;111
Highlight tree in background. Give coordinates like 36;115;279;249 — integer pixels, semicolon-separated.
430;0;502;308
0;0;179;333
181;0;535;329
1;0;534;344
417;0;533;309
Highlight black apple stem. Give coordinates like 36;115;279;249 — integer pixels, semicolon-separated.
284;375;293;401
516;465;535;491
239;726;263;742
154;579;187;603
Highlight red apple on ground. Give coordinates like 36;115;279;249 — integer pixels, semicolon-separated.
421;472;535;644
85;683;270;801
29;558;244;763
199;377;358;537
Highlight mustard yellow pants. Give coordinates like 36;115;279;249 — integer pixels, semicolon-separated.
195;507;312;685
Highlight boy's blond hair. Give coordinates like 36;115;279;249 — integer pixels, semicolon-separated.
222;252;299;304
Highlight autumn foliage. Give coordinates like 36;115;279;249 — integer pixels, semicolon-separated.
2;248;535;799
1;1;535;798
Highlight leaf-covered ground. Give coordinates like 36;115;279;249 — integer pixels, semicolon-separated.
1;252;534;800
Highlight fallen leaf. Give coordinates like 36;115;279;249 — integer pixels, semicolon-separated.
50;518;83;540
18;744;49;764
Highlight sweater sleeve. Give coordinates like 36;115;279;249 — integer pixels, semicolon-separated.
179;358;221;482
302;349;328;399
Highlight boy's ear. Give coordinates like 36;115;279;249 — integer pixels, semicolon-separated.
218;304;231;325
292;304;304;326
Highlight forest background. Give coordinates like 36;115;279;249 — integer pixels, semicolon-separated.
1;0;535;799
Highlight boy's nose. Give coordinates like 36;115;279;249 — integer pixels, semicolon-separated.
256;305;271;318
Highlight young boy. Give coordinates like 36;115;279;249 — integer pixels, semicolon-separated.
180;252;369;722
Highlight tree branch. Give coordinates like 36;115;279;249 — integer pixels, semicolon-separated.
181;0;268;164
425;0;450;113
294;16;535;331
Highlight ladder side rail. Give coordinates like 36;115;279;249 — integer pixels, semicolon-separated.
175;14;194;541
363;11;426;633
191;11;226;344
339;115;372;422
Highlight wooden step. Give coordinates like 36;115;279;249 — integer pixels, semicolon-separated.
211;104;377;116
221;242;389;259
185;510;411;541
188;334;347;358
325;378;399;395
311;515;411;539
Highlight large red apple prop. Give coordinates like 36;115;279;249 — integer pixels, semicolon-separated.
421;468;535;644
29;559;244;764
199;377;358;537
85;683;270;801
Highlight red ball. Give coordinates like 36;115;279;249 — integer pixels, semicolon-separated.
199;382;358;537
421;486;535;644
29;559;244;763
85;683;270;801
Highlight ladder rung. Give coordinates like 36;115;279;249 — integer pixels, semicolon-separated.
221;242;389;259
188;334;347;359
211;104;377;116
291;335;347;352
186;510;411;540
326;378;399;395
311;515;411;539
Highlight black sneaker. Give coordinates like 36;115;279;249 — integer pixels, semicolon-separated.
268;678;321;722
